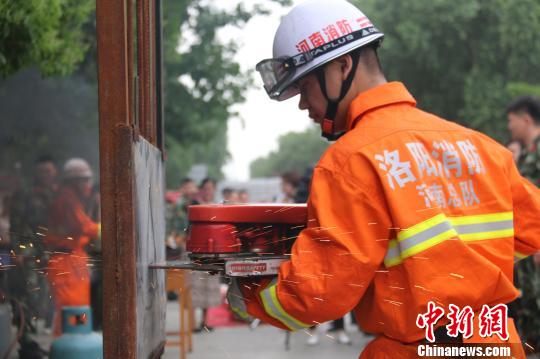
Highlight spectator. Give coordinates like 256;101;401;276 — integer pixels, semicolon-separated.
238;189;249;203
280;171;300;203
168;178;199;259
45;158;100;337
191;177;221;331
8;155;59;357
506;96;540;351
198;177;216;204
506;140;522;164
175;179;199;231
221;187;239;203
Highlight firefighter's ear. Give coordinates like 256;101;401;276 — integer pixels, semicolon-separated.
335;54;353;80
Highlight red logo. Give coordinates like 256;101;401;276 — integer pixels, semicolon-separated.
416;303;509;342
416;301;445;343
478;304;509;341
446;304;474;339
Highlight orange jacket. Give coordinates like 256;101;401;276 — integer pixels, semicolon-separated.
45;186;100;336
45;187;100;252
241;82;540;345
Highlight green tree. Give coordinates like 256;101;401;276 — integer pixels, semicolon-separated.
0;0;94;78
357;0;540;141
250;127;329;178
507;82;540;99
163;0;290;187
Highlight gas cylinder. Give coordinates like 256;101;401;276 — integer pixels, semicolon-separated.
50;306;103;359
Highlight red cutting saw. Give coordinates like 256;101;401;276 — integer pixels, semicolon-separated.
150;203;307;277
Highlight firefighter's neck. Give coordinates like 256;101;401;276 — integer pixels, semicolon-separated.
333;62;387;132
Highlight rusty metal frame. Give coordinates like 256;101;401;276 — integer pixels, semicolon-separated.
155;0;165;151
97;0;164;357
96;0;137;358
137;0;157;144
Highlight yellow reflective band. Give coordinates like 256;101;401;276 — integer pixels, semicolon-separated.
400;228;458;258
398;213;447;242
449;212;514;242
514;251;528;260
384;240;401;267
458;229;514;242
383;211;514;268
260;279;310;331
448;212;513;226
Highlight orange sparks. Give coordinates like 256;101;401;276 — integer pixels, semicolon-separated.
383;299;403;306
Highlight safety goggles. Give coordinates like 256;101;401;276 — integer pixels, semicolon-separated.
256;26;380;101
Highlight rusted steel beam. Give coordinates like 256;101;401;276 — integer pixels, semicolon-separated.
137;0;157;144
96;0;137;357
155;0;164;152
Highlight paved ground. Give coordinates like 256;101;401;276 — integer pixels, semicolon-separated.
163;326;370;359
162;301;371;359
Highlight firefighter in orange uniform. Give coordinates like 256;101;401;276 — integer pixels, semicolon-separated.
46;158;100;336
227;1;540;357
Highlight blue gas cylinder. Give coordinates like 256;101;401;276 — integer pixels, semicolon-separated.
50;306;103;359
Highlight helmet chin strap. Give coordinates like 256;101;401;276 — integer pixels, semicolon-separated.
315;51;361;141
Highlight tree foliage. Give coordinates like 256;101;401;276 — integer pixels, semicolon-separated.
507;82;540;99
163;0;290;187
250;127;328;178
356;0;540;141
0;0;94;78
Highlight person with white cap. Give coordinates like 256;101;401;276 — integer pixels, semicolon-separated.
227;0;539;357
45;158;100;336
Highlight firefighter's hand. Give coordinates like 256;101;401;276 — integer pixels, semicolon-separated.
226;278;253;323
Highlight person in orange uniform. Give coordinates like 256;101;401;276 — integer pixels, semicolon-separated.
46;158;100;336
227;1;540;357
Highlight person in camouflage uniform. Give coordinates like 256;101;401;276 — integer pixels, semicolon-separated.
167;178;199;259
9;155;58;358
507;96;540;352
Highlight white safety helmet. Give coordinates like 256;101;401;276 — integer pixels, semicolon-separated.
63;158;93;179
256;0;384;102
